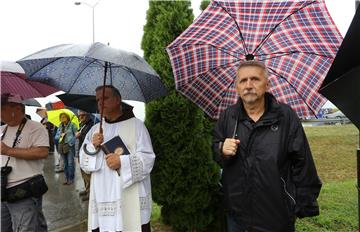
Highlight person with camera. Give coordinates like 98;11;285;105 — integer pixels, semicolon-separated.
1;93;49;232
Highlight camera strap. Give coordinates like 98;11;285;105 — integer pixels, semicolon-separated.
1;118;27;167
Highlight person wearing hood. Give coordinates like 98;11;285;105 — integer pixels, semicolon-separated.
79;85;155;232
213;61;322;232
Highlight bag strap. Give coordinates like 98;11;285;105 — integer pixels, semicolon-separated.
2;118;27;167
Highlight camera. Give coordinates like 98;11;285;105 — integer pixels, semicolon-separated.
1;166;12;201
1;166;12;176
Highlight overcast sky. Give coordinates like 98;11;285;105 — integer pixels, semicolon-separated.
0;0;356;120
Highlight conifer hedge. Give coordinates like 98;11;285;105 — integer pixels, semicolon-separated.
141;1;222;231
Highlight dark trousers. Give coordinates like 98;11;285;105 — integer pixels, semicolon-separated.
226;213;295;232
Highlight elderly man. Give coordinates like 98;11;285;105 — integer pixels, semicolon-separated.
213;61;322;232
80;85;155;232
75;110;93;201
1;93;49;232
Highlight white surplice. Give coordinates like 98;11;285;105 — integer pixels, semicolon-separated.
79;117;155;232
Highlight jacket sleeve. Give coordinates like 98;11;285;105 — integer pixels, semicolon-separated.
54;125;62;141
213;111;227;167
288;113;322;218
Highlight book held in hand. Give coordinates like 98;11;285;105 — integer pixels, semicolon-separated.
101;135;130;156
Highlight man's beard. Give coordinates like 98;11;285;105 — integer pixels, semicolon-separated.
242;90;258;104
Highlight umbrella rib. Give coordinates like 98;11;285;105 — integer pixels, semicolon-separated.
66;57;100;92
24;58;63;78
257;50;334;61
267;67;317;117
120;66;147;102
167;44;241;60
213;1;250;55
253;1;316;55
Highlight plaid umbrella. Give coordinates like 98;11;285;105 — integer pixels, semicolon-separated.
167;0;343;119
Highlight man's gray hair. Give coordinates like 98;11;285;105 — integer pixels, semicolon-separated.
236;60;269;80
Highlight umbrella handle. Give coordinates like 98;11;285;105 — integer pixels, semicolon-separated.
83;144;101;156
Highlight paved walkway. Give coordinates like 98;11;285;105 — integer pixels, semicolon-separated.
42;152;88;231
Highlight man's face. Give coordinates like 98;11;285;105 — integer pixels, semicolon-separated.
95;87;120;115
78;112;87;123
1;103;20;125
236;66;268;105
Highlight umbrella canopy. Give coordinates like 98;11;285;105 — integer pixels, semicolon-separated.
17;42;167;103
45;100;65;110
0;70;58;99
56;93;134;113
47;108;79;129
22;98;42;107
167;0;342;119
320;5;360;129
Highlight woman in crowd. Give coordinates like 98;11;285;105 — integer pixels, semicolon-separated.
55;112;77;185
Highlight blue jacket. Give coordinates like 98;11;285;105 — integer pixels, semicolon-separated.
55;122;77;146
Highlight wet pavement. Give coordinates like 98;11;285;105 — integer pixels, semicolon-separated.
42;151;88;231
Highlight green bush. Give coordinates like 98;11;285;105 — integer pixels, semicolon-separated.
142;1;221;231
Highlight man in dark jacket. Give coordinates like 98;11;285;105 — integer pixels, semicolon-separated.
75;110;93;201
213;61;321;232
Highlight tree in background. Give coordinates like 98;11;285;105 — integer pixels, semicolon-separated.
141;1;221;231
200;0;211;11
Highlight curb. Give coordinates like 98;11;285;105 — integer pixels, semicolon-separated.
51;219;87;232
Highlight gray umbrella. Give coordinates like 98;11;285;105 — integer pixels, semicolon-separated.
22;98;42;107
17;42;167;103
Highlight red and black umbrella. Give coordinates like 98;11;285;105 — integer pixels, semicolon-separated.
167;0;343;119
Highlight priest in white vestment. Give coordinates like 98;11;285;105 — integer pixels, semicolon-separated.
79;85;155;232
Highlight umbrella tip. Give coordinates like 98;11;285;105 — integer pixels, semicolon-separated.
245;54;255;61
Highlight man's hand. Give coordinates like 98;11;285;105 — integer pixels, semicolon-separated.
75;132;81;138
222;138;240;156
105;153;121;170
92;133;103;148
1;142;11;156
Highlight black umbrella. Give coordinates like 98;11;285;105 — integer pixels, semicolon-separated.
319;4;360;227
56;93;133;114
320;5;360;129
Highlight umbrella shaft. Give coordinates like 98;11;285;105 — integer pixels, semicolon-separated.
99;62;109;134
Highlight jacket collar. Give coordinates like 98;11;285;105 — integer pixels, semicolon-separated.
232;93;282;126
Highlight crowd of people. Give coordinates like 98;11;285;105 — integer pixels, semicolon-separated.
1;61;321;232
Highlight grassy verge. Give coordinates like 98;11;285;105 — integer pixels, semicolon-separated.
296;180;358;231
304;124;358;182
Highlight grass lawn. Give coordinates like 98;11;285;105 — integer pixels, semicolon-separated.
295;124;359;231
305;124;358;182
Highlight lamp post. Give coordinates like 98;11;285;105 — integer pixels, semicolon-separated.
74;0;101;43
